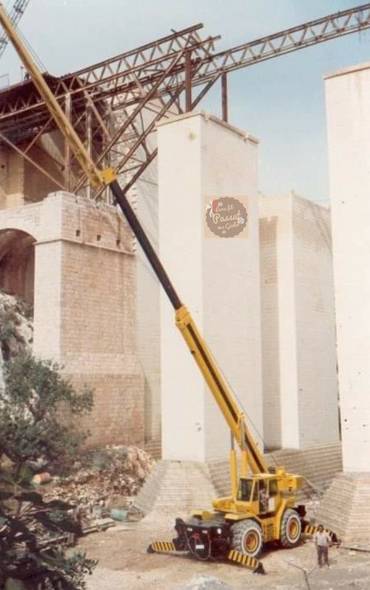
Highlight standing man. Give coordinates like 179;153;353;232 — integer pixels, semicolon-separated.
313;525;331;567
258;483;269;513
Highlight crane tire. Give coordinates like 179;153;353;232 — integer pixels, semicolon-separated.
231;519;263;558
280;508;302;548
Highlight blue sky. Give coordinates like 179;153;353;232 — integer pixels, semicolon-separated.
1;0;370;202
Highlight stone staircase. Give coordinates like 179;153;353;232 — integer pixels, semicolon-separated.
135;460;215;517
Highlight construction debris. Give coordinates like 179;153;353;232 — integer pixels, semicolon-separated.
0;290;33;358
0;291;154;536
43;445;155;519
110;508;128;521
0;290;33;391
32;472;52;485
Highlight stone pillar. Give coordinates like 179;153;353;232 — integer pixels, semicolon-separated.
157;112;262;462
33;192;144;448
317;63;370;545
259;193;339;450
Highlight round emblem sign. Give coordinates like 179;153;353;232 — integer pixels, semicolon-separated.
206;197;248;238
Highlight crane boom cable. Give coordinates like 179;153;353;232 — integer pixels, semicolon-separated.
16;24;45;71
206;343;280;468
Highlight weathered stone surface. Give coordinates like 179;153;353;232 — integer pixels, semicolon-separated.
316;472;370;545
325;63;370;473
135;460;215;517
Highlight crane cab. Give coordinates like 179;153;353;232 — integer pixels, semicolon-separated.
237;476;279;514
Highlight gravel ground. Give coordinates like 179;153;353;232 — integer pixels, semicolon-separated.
78;519;370;590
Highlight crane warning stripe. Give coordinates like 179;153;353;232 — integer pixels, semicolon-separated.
227;549;261;571
150;541;176;553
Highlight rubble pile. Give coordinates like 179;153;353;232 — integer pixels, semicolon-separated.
0;290;33;391
44;445;155;512
0;290;33;358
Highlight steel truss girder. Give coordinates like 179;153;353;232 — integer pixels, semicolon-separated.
1;3;370;199
0;24;217;121
1;3;370;124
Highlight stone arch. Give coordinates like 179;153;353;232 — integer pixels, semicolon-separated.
0;202;43;243
0;228;36;307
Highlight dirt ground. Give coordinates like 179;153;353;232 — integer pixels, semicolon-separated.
79;518;370;590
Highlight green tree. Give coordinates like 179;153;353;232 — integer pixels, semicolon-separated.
0;354;96;589
0;354;93;471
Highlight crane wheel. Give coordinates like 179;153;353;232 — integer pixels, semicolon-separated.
280;508;302;548
231;519;263;558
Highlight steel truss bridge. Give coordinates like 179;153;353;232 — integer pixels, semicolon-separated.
0;2;370;199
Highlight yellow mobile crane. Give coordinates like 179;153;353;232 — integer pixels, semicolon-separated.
0;3;311;574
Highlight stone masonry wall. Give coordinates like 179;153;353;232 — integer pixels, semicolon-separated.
0;192;145;447
58;239;144;447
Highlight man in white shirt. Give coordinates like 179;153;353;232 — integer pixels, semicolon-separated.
313;524;331;567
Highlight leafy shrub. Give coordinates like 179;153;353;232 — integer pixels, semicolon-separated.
0;355;96;589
